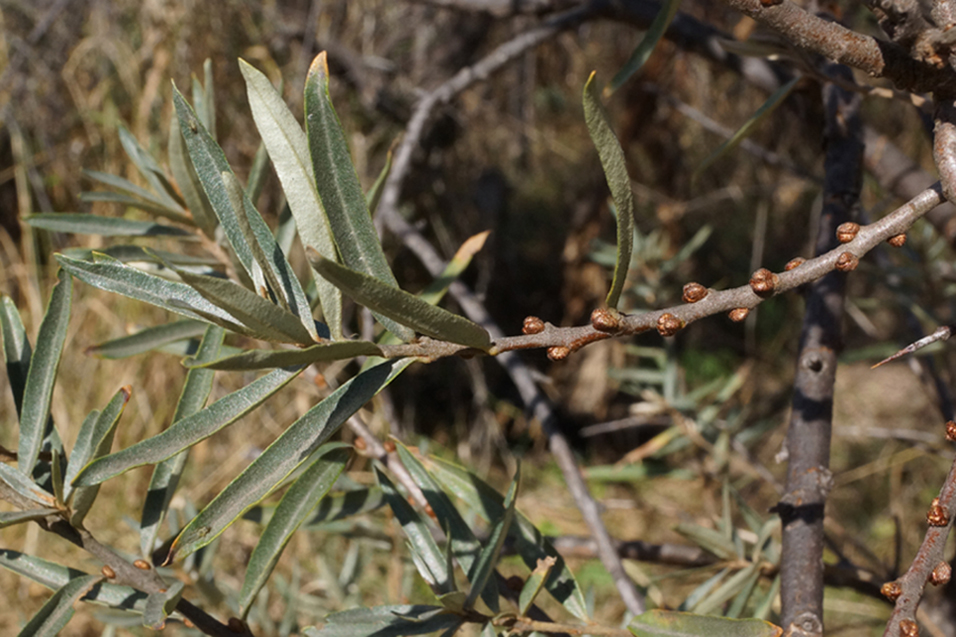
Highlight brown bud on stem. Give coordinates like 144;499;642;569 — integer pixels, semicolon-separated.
900;619;919;637
749;268;778;297
547;346;571;361
881;580;902;600
383;440;396;453
947;420;956;442
928;498;949;526
888;234;907;247
590;308;620;332
682;283;708;303
522;316;545;335
353;437;367;451
729;308;750;322
835;252;859;272
656;313;684;337
784;257;805;271
836;222;860;243
931;561;952;586
101;565;116;579
133;559;151;570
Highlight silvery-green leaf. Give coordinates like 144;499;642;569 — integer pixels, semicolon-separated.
246;141;270;206
0;507;58;528
25;213;190;237
365;148;392;218
168;111;217;236
462;464;519;611
16;574;103;637
1;295;31;417
0;462;57;509
186;340;381;370
303;605;461;637
628;610;782;637
606;0;682;94
79;191;189;218
142;580;184;630
87;320;207;359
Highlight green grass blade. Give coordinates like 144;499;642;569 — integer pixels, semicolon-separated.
55;252;240;327
185;340;382;371
463;465;519;612
25;213;191;237
424;456;589;620
240;58;343;339
583;71;634;310
168;114;218;236
16;574;102;637
304;52;412;341
239;444;350;617
1;295;32;417
72;366;303;487
18;268;71;475
140;325;223;558
87;320;207;359
628;610;782;637
376;467;452;594
168;358;411;562
174;268;315;344
606;0;682;95
309;253;492;351
694;76;800;178
0;549;147;611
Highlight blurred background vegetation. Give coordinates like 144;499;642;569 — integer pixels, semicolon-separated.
1;0;953;634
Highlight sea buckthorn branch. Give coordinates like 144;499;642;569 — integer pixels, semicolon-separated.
881;423;956;637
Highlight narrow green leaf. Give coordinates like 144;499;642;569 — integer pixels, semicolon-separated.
66;386;132;524
365;148;393;218
168;112;218;236
675;522;737;560
1;295;32;417
17;574;103;637
186;341;382;371
19;268;71;475
0;507;58;528
83;169;185;215
203;58;217;139
246;141;270;206
239;444;350;617
583;72;634;310
87;320;207;359
680;568;729;612
142;580;184;630
173;86;316;338
518;556;556;616
79;190;190;219
174;268;315;344
424;456;589;620
726;564;762;619
753;575;780;621
239;59;343;339
0;462;57;508
72;366;303;487
245;486;385;527
628;610;782;637
117;124;184;213
50;448;64;505
693;562;759;615
140;325;223;558
606;0;682;94
418;231;489;307
304;605;461;637
0;549;147;612
62;245;218;268
376;467;452;594
694;76;800;178
25;213;190;237
304;52;412;341
463;465;518;611
56;252;241;327
309;252;492;351
169;359;411;562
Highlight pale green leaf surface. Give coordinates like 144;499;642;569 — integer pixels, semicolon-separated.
186;340;381;371
463;465;519;612
518;556;555;616
169;359;410;562
304;52;412;341
239;444;350;617
692;563;759;615
309;253;491;351
168;115;217;236
117;124;182;212
87;320;207;359
1;295;32;417
83;169;185;215
25;213;190;237
72;366;303;487
244;487;385;527
246;141;270;206
365;147;392;218
304;605;461;637
0;462;57;508
0;508;58;528
240;59;343;339
583;72;634;310
675;522;737;560
16;574;102;637
79;191;190;219
142;580;184;630
628;610;782;637
18;268;71;475
606;0;682;94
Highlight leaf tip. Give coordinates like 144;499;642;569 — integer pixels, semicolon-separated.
307;52;330;83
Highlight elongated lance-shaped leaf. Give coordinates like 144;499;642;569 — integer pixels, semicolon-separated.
73;366;303;487
0;507;58;528
365;147;393;218
168;359;411;562
168;111;218;236
304;52;413;341
140;325;223;558
304;605;462;637
82;170;189;221
173;86;317;337
376;467;453;594
18;268;71;476
309;252;492;351
186;340;382;371
606;0;682;95
25;213;191;237
117;124;185;214
143;580;184;630
240;58;343;339
79;191;190;219
694;75;800;178
174;268;315;344
463;465;519;612
63;244;219;268
87;320;207;359
519;556;556;616
246;141;270;206
203;58;217;139
424;456;589;620
692;562;759;615
244;486;386;527
419;231;489;307
0;549;148;611
17;574;103;637
56;252;242;327
628;610;782;637
239;444;350;617
395;442;496;610
584;72;635;310
0;461;58;509
1;295;32;417
66;387;132;525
